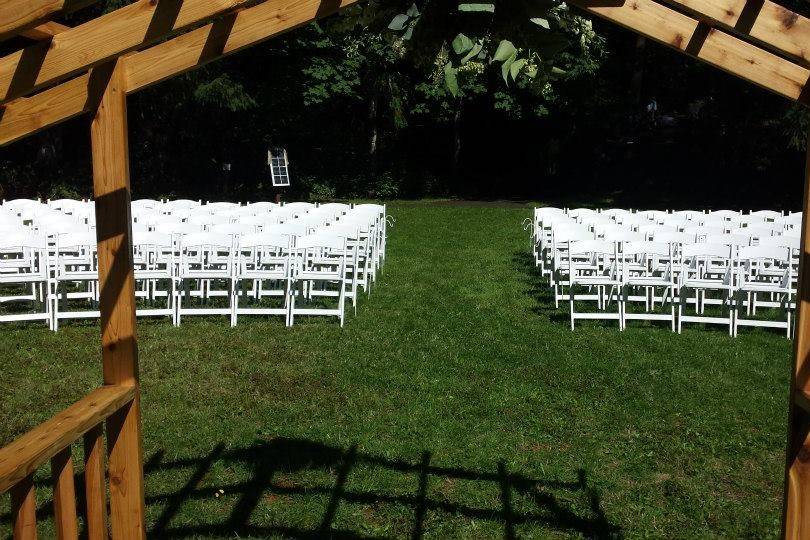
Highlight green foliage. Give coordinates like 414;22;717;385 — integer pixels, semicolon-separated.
192;74;257;111
308;182;337;202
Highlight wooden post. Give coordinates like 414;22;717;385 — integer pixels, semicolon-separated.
10;474;37;539
783;127;810;538
90;59;145;539
51;448;79;540
83;425;108;540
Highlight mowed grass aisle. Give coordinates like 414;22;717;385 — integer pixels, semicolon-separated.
0;201;791;538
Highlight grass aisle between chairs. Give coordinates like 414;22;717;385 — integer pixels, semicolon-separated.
0;201;790;538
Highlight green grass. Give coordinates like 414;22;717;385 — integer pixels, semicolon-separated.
0;201;792;538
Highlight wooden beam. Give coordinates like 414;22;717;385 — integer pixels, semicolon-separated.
125;0;359;93
0;0;252;104
0;0;94;41
90;59;146;539
570;0;810;103
20;21;70;40
660;0;810;66
0;0;359;146
783;125;810;539
0;384;135;493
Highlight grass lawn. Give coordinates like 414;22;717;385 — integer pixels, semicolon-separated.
0;201;792;538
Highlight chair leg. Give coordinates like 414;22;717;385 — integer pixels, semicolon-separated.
569;285;575;331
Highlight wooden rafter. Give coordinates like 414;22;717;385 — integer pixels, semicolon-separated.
0;0;360;146
660;0;810;66
0;0;94;41
0;0;253;104
20;21;70;40
569;0;810;103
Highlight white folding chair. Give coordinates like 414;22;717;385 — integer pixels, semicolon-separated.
234;232;292;325
0;232;51;328
288;233;348;327
132;231;176;324
176;232;235;324
734;245;794;338
52;231;99;330
566;240;622;330
677;243;736;335
621;241;676;330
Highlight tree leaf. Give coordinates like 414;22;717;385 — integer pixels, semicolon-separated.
461;41;484;64
406;3;420;17
492;40;516;63
501;52;517;84
458;3;495;12
452;33;475;55
388;14;409;31
510;58;527;80
403;25;414;41
530;17;550;30
444;62;459;97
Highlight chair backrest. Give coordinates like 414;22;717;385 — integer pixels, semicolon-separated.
551;226;593;243
703;233;750;247
295;233;347;251
758;235;800;250
210;223;257;235
623;241;672;257
268;222;309;239
748;210;782;221
56;231;97;250
652;231;695;244
568;239;616;256
282;202;315;212
154;222;204;235
708;209;741;220
132;231;173;249
732;226;776;239
600;208;632;218
318;203;350;213
602;230;644;242
0;232;47;251
180;232;233;249
670;210;702;220
238;232;291;250
738;245;790;263
683;225;724;239
681;242;733;260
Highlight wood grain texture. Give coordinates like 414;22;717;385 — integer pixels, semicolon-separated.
20;21;70;40
125;0;360;92
570;0;810;103
0;0;93;41
0;0;250;104
783;127;810;539
661;0;810;66
83;425;108;540
91;60;146;539
0;385;135;493
10;474;37;540
51;448;79;540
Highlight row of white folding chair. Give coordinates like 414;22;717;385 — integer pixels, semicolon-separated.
0;230;353;329
563;239;794;336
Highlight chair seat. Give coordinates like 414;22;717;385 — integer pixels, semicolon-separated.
681;279;733;290
626;277;671;287
738;282;790;294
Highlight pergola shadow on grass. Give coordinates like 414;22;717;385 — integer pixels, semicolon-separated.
4;437;619;538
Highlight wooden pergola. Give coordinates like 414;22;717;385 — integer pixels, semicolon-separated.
0;0;808;537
